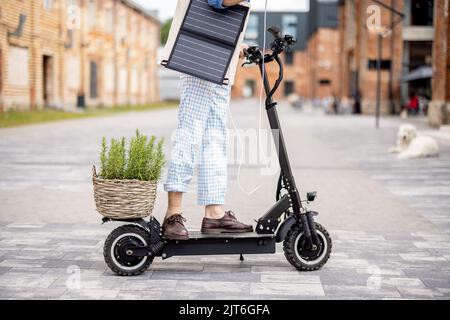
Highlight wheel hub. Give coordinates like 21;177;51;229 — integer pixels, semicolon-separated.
114;236;145;267
297;236;323;261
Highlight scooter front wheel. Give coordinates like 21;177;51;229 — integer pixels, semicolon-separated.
103;224;153;276
283;223;332;271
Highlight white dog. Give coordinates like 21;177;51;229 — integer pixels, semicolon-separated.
389;124;439;159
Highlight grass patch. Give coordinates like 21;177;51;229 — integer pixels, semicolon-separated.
0;102;177;128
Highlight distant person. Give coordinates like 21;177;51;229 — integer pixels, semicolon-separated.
406;92;419;116
332;93;339;115
353;90;362;114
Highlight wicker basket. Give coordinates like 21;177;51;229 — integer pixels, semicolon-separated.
92;166;157;220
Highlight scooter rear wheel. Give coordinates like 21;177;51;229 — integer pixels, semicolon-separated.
103;224;153;276
283;223;332;271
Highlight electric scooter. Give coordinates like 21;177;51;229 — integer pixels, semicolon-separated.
102;27;332;276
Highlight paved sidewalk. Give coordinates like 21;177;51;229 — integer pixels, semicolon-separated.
0;101;449;299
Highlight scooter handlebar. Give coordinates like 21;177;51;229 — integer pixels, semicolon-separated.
268;26;282;40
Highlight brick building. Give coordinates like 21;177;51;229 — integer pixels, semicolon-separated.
0;0;160;112
232;0;340;102
428;0;450;127
338;0;449;120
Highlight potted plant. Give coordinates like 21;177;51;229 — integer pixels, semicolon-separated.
93;130;165;220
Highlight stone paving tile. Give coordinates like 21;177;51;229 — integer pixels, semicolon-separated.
323;285;402;299
250;282;325;296
43;259;96;269
396;287;442;299
151;270;211;281
59;288;120;300
116;290;163;300
208;271;260;282
176;280;250;294
0;266;11;275
259;273;320;284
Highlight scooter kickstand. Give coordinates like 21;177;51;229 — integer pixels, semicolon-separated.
240;254;244;261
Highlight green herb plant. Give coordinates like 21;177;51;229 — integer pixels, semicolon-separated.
99;130;166;181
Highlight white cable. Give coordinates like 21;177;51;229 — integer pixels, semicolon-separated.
229;0;268;195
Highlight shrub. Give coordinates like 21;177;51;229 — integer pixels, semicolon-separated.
99;130;165;181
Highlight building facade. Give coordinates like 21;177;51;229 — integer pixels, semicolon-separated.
428;0;450;127
0;0;160;112
338;0;449;120
232;0;340;101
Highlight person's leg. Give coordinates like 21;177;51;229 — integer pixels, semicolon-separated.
167;192;183;216
163;76;213;238
197;84;253;234
197;82;231;217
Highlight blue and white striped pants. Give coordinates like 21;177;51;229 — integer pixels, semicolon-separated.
164;75;231;206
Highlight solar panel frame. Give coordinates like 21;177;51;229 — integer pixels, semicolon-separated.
163;0;250;85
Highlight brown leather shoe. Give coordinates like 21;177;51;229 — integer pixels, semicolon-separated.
201;211;253;234
162;214;189;240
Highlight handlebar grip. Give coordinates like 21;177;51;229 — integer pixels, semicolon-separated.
268;26;281;39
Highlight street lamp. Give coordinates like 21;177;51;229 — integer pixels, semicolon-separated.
369;0;404;129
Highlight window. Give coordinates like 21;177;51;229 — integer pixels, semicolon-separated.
285;51;294;65
410;0;434;26
282;14;298;39
243;79;255;98
245;16;259;45
284;81;294;96
319;79;331;85
43;0;53;11
367;59;392;70
89;61;98;99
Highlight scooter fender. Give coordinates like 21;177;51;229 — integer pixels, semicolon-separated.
275;215;296;243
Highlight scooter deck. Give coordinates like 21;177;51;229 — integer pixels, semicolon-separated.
160;231;276;259
172;231;274;240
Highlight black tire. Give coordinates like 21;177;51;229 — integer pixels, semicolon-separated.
283;223;332;271
103;224;153;276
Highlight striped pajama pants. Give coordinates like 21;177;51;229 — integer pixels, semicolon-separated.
164;75;231;206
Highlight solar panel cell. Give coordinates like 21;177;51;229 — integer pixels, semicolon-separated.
164;0;249;85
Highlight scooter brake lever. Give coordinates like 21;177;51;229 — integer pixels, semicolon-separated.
241;60;252;67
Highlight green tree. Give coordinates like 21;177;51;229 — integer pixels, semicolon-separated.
160;18;173;46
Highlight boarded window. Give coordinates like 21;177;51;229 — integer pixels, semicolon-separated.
88;0;96;29
104;62;114;93
119;68;127;94
66;56;80;89
8;46;29;87
141;71;148;97
105;8;114;34
131;69;139;94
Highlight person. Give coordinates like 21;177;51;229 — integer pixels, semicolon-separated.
406;92;419;116
353;90;362;114
331;93;339;115
161;0;252;240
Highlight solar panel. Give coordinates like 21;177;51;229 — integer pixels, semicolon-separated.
163;0;250;85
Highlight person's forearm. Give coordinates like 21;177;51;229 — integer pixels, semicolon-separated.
223;0;244;7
